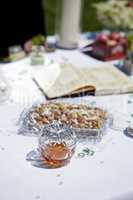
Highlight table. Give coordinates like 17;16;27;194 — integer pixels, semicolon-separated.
0;48;133;200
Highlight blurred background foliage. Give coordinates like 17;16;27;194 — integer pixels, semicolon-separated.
44;0;107;35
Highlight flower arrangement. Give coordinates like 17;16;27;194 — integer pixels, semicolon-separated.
93;0;133;31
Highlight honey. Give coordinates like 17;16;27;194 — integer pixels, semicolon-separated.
40;142;75;168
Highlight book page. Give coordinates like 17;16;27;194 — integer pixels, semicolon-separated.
34;62;133;98
34;62;93;98
82;65;133;95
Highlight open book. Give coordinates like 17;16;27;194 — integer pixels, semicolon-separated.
33;62;133;99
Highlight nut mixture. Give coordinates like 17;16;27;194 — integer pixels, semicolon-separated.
28;102;107;129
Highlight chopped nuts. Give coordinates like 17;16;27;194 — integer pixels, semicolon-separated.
28;102;107;129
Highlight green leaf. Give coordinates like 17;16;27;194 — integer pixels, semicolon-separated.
83;148;90;155
77;152;85;158
90;150;95;156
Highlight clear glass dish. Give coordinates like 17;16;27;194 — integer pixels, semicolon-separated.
0;70;11;103
18;100;113;142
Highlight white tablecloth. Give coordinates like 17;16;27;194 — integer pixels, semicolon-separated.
0;49;133;200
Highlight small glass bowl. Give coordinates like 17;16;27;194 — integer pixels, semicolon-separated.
30;45;45;66
8;45;25;61
0;71;11;103
38;122;77;168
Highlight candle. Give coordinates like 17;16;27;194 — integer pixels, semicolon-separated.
56;0;82;49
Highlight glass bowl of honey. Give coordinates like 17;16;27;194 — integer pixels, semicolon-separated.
38;122;77;168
